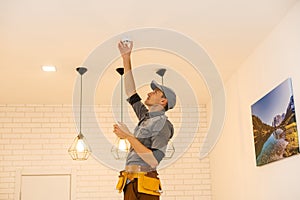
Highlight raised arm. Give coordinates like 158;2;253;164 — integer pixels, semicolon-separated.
118;41;136;97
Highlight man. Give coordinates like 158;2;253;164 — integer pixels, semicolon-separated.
113;40;176;200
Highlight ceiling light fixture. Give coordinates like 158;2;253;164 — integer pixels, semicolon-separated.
111;67;130;160
68;67;91;160
42;65;56;72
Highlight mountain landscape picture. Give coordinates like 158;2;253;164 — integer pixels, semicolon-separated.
251;78;299;166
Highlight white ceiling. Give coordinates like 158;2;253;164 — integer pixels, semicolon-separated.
0;0;298;104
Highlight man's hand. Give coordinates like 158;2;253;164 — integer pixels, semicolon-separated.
118;40;136;97
118;40;133;58
113;122;133;139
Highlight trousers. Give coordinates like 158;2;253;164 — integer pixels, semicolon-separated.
123;178;159;200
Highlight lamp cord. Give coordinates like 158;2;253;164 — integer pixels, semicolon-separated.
121;74;123;123
79;74;82;134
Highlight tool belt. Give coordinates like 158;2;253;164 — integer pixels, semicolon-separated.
116;169;162;196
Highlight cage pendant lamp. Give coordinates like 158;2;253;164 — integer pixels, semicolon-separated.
156;68;175;159
111;67;130;160
68;67;91;161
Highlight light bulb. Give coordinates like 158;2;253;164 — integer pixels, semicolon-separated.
118;139;129;152
76;139;85;152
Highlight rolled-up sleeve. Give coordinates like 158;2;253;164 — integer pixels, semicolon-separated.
127;93;148;121
127;93;142;105
150;121;173;162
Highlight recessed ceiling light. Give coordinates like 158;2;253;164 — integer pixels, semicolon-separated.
42;65;56;72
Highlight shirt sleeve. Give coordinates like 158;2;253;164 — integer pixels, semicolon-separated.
151;149;165;163
127;93;141;105
150;120;174;163
127;93;148;121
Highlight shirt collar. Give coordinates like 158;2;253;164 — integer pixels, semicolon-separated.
148;110;165;118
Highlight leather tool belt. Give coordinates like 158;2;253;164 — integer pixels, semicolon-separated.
116;166;162;196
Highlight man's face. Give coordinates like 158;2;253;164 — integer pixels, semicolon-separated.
144;88;166;108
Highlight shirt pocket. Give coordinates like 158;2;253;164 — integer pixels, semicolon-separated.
136;127;151;139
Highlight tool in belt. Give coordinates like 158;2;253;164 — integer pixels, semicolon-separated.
116;165;163;196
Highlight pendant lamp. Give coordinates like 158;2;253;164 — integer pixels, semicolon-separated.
111;67;131;160
156;68;175;159
68;67;91;160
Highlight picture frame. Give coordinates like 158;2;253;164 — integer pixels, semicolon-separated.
251;78;299;166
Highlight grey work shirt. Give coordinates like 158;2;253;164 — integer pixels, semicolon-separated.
125;93;174;168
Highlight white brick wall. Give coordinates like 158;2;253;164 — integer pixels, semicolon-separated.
0;104;210;200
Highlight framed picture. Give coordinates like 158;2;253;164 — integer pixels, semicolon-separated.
251;78;299;166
